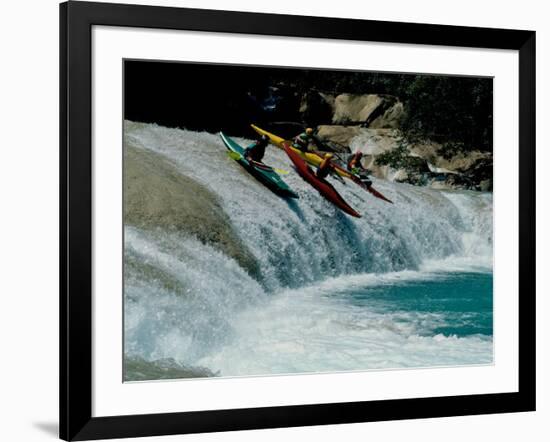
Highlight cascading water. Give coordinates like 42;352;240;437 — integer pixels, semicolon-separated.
123;121;493;380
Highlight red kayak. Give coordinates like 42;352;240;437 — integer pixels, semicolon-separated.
309;152;393;204
283;143;361;218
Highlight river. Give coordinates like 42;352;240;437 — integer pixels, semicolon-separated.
123;121;493;380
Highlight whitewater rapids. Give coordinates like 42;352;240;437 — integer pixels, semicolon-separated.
123;121;493;380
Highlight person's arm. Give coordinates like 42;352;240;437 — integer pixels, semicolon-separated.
244;141;258;156
320;157;333;172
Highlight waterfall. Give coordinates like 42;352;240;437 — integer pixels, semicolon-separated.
123;121;493;380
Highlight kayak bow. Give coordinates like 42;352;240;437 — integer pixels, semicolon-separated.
283;142;361;218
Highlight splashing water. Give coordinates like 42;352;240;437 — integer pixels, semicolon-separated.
123;121;493;379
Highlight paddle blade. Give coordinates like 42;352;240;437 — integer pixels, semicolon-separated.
273;168;289;175
227;151;241;160
331;172;346;185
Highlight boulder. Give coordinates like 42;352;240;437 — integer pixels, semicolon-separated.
332;94;378;124
331;93;400;126
442;173;475;189
297;89;492;192
369;101;405;129
367;163;392;181
349;128;403;155
430;180;454;191
316;125;361;148
409;140;442;164
316;125;404;156
124;143;259;276
391;169;409;182
407;140;493;190
435;151;492;173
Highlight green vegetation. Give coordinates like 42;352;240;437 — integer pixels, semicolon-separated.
399;76;492;151
437;141;468;160
375;141;427;171
374;139;431;186
375;142;408;169
276;70;493;153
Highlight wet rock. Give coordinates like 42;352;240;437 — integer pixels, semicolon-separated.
124;143;259;276
316;125;361;149
315;125;403;155
349;128;403;155
124;356;216;381
392;169;409;182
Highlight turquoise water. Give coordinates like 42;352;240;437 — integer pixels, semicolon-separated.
342;272;493;337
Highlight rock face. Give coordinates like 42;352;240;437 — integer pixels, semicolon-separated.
291;89;490;191
332;94;383;124
369;101;405;129
435;151;492;174
331;94;403;127
377;144;492;190
317;125;362;148
317;125;493;190
317;126;403;156
299;92;404;129
349;128;402;155
124;143;259;275
299;90;334;126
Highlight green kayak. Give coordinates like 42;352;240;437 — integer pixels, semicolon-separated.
220;132;299;199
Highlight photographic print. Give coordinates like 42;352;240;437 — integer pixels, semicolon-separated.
123;60;493;382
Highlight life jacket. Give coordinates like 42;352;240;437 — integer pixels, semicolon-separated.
293;133;310;150
347;152;362;170
247;140;267;162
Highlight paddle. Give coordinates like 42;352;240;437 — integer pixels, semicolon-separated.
226;151;290;175
331;171;346;185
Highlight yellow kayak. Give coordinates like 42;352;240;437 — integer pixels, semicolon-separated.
250;124;353;179
251;124;393;204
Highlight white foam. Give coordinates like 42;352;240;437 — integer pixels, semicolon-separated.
197;285;492;376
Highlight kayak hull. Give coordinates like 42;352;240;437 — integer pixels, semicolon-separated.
283;143;361;218
220;133;299;199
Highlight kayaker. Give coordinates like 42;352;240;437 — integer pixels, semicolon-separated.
293;127;317;152
316;153;335;180
244;135;269;162
347;151;372;187
347;151;363;172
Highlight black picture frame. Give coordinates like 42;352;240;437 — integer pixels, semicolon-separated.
60;1;536;440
